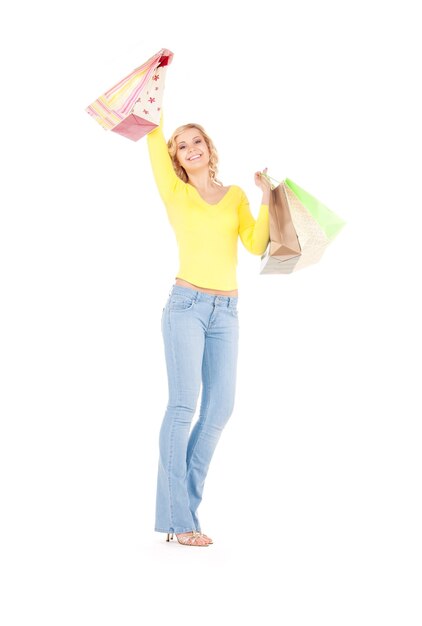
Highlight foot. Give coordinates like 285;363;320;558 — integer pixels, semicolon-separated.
176;531;212;546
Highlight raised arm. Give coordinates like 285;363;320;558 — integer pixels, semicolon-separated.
238;190;270;255
146;112;183;202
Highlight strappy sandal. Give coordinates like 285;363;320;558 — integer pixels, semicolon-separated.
166;531;211;546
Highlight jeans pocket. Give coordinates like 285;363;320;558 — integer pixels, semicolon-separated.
169;295;195;311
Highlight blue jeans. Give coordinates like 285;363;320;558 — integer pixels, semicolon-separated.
155;284;239;534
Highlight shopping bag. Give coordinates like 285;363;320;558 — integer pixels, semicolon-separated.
260;175;346;273
85;48;173;141
264;182;302;264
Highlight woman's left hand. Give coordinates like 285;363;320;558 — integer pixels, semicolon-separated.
254;167;272;192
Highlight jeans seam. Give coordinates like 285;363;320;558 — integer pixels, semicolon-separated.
167;309;178;530
186;339;211;480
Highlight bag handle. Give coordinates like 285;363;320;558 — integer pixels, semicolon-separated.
260;171;282;190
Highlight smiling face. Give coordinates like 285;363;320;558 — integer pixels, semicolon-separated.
175;127;211;175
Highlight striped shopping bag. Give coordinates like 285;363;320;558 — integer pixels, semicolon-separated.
85;48;173;141
260;174;346;273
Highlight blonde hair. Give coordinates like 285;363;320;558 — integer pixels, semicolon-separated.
167;123;223;185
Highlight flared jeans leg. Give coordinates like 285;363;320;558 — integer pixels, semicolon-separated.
155;286;239;534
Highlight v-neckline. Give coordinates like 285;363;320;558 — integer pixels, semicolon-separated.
187;183;234;207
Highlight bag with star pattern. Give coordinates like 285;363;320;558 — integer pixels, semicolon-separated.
85;48;173;141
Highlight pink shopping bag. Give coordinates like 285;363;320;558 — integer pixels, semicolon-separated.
85;48;173;141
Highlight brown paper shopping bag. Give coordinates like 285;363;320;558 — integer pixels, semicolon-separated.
260;181;302;274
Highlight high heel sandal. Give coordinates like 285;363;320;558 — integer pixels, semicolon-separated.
166;531;211;546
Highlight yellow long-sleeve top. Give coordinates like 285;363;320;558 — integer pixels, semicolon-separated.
147;115;270;291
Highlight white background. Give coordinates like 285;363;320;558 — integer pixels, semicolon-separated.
1;1;421;624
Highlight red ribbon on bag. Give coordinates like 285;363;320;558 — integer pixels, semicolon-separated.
157;50;173;67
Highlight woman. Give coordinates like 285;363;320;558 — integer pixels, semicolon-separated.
147;112;271;546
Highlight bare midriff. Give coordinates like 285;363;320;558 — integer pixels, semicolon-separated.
175;277;238;296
